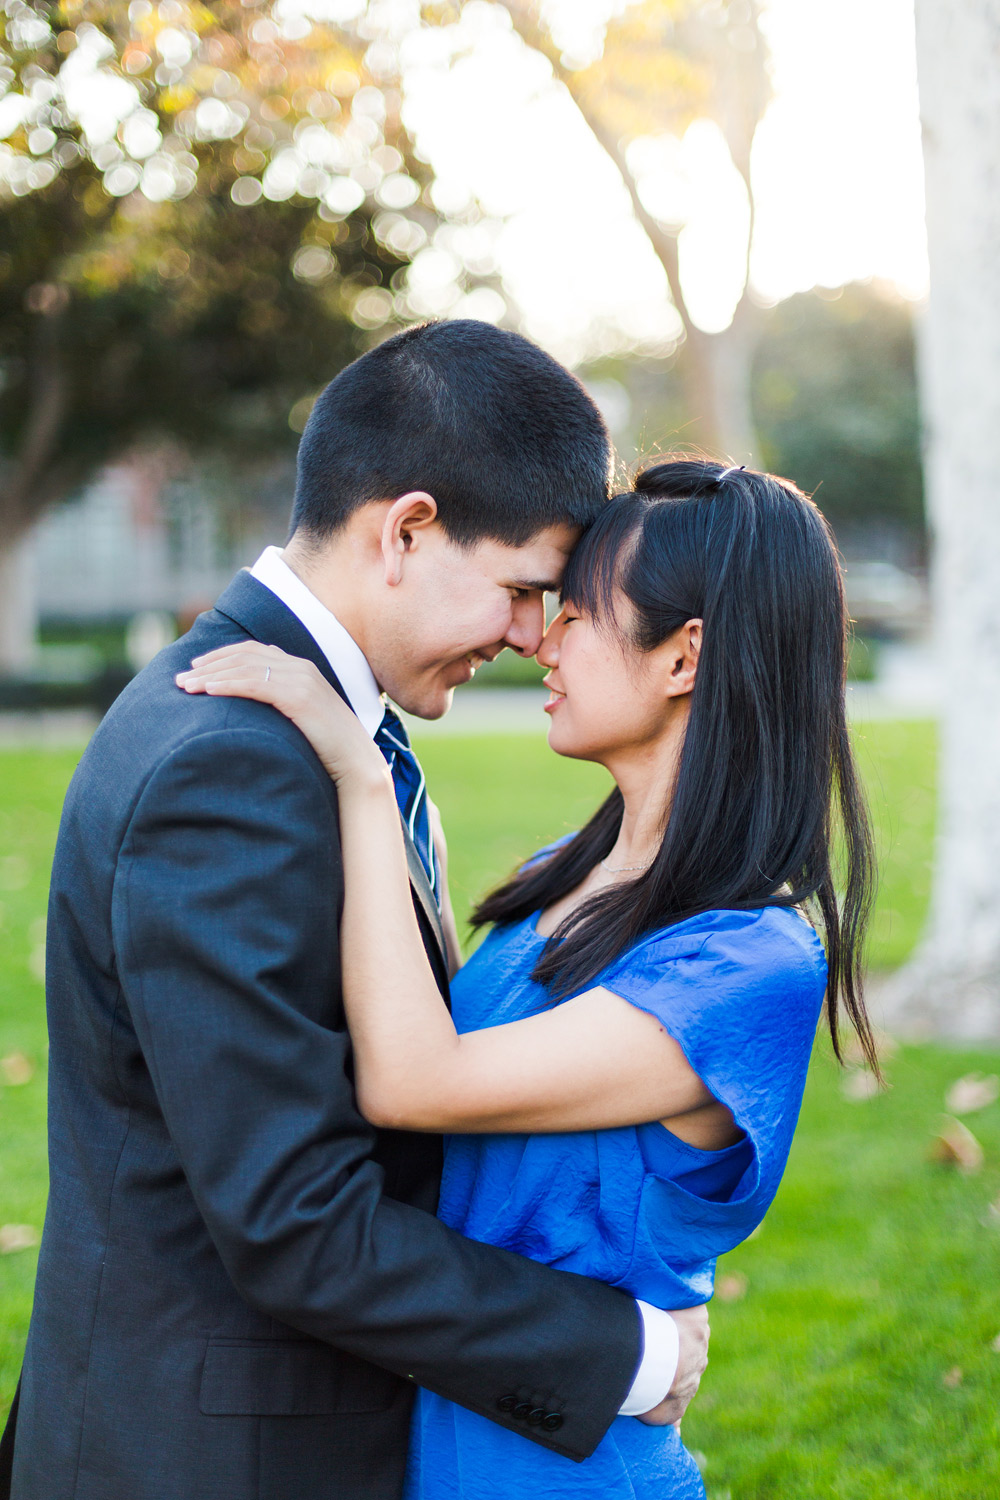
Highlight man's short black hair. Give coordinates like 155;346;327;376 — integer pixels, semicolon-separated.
291;320;613;546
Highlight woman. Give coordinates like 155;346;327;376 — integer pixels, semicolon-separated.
177;460;878;1499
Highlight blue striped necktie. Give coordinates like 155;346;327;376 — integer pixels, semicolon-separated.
375;704;440;907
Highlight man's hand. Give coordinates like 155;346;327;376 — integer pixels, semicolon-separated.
637;1304;709;1427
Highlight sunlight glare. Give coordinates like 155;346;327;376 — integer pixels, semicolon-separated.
400;0;927;360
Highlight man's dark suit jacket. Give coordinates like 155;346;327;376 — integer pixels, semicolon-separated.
3;573;640;1500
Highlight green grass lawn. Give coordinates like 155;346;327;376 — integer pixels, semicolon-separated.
1;721;998;1496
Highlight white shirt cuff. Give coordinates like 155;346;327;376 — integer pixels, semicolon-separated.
618;1301;680;1417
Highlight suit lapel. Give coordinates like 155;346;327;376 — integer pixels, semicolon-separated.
214;571;353;704
401;830;448;974
213;571;450;990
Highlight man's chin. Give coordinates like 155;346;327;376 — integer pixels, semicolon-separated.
390;682;456;722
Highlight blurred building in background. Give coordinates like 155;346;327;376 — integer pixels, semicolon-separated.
2;450;292;706
33;460;247;625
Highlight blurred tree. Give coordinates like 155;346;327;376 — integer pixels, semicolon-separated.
0;0;434;670
881;0;1000;1038
581;284;924;561
426;0;770;461
753;282;924;548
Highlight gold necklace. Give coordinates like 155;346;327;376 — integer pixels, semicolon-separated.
600;855;654;874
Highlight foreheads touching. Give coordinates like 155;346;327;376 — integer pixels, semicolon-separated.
282;321;612;717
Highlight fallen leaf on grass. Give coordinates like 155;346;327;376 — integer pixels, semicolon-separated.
0;1225;38;1254
945;1073;1000;1115
927;1116;984;1174
0;1053;34;1086
842;1068;880;1101
942;1366;963;1389
981;1195;1000;1229
715;1273;747;1302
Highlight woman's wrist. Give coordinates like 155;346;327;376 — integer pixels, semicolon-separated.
333;757;395;801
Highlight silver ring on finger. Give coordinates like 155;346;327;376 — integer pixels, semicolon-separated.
265;665;271;683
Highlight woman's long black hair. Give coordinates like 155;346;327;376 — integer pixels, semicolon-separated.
473;459;879;1074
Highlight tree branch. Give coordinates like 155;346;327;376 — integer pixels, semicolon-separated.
503;0;697;339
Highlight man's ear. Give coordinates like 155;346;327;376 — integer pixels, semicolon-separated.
662;618;702;699
380;492;438;586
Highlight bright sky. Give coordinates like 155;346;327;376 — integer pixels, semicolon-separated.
399;0;927;363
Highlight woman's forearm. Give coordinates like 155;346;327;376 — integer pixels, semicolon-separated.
337;780;714;1138
173;639;717;1139
336;775;464;1128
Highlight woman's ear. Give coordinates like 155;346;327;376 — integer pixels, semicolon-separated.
663;618;702;699
381;491;438;586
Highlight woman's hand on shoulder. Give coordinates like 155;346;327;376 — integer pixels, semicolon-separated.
176;643;389;791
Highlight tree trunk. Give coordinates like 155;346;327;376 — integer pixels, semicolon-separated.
681;307;760;463
0;530;39;676
574;95;763;464
500;2;765;464
878;0;1000;1040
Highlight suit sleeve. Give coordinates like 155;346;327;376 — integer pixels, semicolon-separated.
112;724;640;1461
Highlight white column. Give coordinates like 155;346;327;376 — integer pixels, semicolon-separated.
0;532;39;676
882;0;1000;1039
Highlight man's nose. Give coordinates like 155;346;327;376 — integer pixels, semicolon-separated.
503;594;547;658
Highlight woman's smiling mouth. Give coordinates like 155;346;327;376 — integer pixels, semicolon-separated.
542;676;565;713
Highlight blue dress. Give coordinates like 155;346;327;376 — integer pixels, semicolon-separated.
404;883;827;1500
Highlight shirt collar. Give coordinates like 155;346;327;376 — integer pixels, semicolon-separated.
249;546;385;739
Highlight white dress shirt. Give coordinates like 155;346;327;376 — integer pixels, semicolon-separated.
251;545;385;737
248;546;681;1417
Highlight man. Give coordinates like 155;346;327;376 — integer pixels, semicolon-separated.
2;321;707;1500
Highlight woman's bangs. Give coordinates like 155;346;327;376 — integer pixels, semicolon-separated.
560;494;644;629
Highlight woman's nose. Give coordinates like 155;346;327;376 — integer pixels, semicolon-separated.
535;612;564;668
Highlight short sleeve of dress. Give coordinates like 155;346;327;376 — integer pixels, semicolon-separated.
598;907;828;1243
